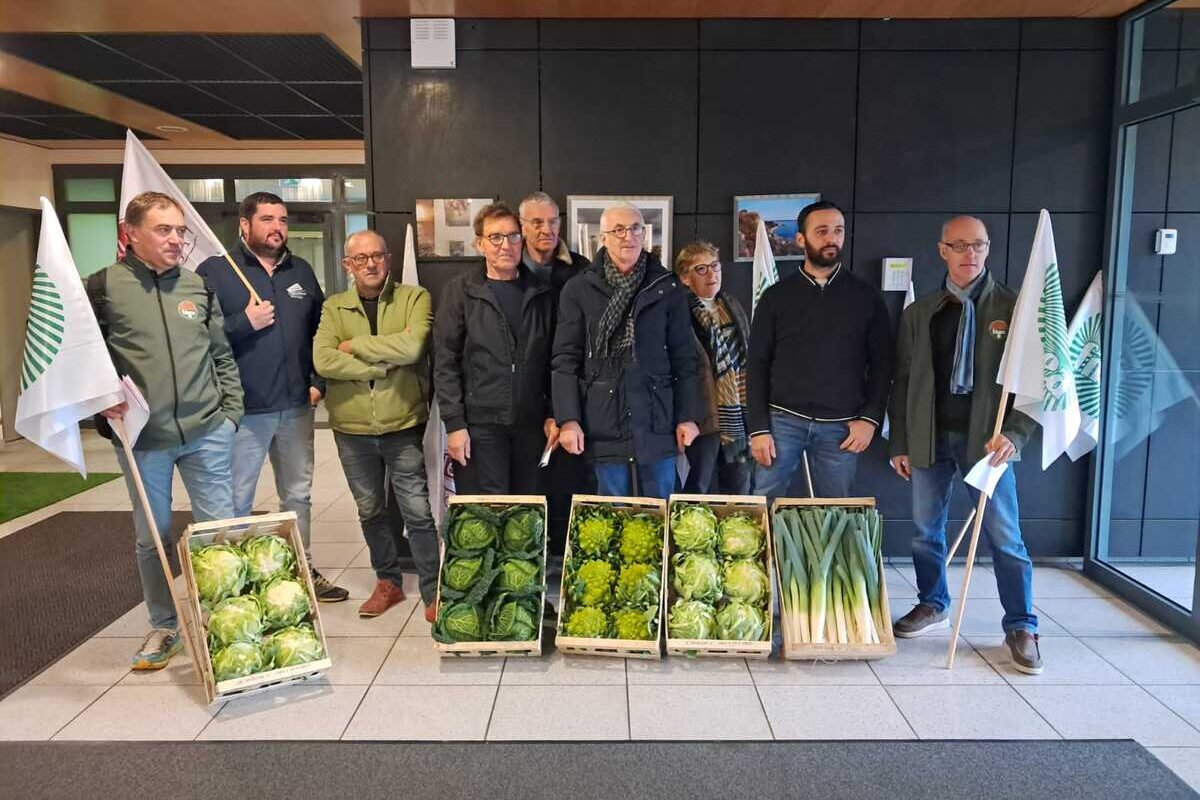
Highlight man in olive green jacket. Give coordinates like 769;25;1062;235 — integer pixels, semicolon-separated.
888;215;1043;675
314;229;440;621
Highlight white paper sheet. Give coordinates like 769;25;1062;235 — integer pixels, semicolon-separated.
964;453;1009;499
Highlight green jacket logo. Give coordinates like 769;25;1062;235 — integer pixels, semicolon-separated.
1069;312;1102;418
1037;261;1072;412
20;266;65;391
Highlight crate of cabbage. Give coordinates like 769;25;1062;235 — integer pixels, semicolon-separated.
771;498;896;660
665;495;775;659
432;496;549;657
178;512;331;704
555;495;668;659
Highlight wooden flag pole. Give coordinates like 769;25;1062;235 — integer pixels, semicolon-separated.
945;389;1011;669
945;508;979;566
220;252;263;306
110;417;204;682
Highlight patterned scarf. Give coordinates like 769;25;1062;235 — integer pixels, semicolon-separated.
945;270;987;395
595;250;646;358
690;296;749;453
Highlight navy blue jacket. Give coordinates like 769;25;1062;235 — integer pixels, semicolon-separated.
197;242;325;415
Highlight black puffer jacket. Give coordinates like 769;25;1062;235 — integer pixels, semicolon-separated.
551;251;703;464
434;266;554;432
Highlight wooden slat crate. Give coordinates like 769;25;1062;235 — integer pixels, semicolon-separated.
433;495;549;658
665;494;774;659
770;497;897;661
177;511;332;704
555;495;668;660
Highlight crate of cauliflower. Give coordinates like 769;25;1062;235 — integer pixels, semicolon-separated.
178;511;331;704
555;495;668;660
665;495;775;659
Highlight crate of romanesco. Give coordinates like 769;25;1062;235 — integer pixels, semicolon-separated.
432;496;549;658
177;511;332;704
555;495;668;660
771;498;896;661
665;495;775;659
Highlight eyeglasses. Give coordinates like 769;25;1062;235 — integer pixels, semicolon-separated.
521;216;561;231
482;232;523;246
688;261;721;277
345;252;390;266
941;240;990;254
602;223;644;239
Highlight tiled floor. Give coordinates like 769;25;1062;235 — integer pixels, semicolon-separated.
2;431;1200;791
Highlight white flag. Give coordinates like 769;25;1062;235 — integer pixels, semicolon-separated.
15;198;125;476
1066;271;1103;460
751;216;778;316
118;130;225;271
881;280;917;440
996;209;1081;469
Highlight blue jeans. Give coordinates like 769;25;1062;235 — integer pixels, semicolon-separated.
333;428;441;605
113;419;236;631
753;411;858;503
911;430;1037;634
594;457;676;499
232;404;315;553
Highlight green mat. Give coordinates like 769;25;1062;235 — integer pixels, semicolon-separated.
0;472;121;523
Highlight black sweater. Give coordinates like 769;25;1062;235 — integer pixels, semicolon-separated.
747;266;894;436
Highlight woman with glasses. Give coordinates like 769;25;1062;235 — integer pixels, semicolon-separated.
674;241;754;495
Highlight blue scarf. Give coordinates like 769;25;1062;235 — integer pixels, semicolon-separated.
945;271;987;395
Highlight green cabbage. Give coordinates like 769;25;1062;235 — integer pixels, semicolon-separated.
671;504;719;552
715;602;766;641
619;513;663;564
501;507;543;553
576;508;617;556
612;607;658;640
263;623;324;667
448;508;498;551
570;559;616;607
723;559;770;605
564;606;608;638
672;552;723;603
668;600;716;639
206;594;264;648
443;555;484;592
487;594;539;641
496;557;541;593
434;602;484;642
240;534;296;585
718;514;763;558
211;641;268;682
191;544;248;605
258;577;311;629
615;562;662;607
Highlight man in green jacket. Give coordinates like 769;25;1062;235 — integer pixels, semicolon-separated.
888;215;1043;674
90;191;244;671
314;229;440;621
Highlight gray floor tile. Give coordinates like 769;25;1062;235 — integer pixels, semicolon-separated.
1017;685;1200;747
488;685;628;740
343;685;496;740
308;542;365;570
760;685;915;739
501;650;626;686
54;684;219;740
626;656;753;685
1034;597;1173;637
314;636;396;685
1082;637;1200;684
869;636;1005;685
199;684;366;740
887;685;1059;739
969;635;1132;685
0;685;108;740
1149;747;1200;793
1143;686;1200;730
628;685;770;740
374;637;504;686
748;657;880;686
31;638;137;687
1031;565;1112;599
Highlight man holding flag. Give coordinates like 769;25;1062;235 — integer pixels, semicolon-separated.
88;191;244;670
888;215;1042;673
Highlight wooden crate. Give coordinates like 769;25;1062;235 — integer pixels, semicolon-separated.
665;494;775;660
770;497;897;661
177;511;332;705
554;495;668;660
433;495;549;658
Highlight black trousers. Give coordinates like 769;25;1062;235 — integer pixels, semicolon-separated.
452;423;546;495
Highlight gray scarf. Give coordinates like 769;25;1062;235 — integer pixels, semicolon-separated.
945;271;987;395
595;249;646;358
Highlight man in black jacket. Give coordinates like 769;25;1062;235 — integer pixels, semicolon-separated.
197;191;347;602
552;202;702;499
435;203;556;494
748;201;893;502
519;191;590;293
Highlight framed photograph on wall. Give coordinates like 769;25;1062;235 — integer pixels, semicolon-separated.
567;195;673;263
415;198;494;258
733;193;821;263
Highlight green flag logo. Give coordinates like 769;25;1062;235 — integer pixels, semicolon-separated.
1069;312;1102;418
1037;261;1072;412
20;266;65;391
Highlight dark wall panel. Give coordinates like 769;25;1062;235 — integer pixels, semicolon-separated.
1132;116;1174;213
1168;106;1200;212
1006;213;1103;309
699;19;858;50
1020;19;1115;50
860;19;1019;50
539;20;697;50
1160;213;1200;370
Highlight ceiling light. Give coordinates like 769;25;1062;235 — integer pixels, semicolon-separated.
155;124;188;133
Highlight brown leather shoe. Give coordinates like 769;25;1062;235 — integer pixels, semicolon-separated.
359;579;406;618
893;602;949;638
1006;629;1044;675
424;603;437;624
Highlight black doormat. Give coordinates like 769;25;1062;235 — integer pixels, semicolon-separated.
0;740;1192;799
0;511;191;699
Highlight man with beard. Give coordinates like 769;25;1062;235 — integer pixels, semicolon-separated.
747;201;893;502
198;192;347;602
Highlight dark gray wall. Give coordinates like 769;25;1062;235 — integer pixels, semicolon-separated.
362;17;1150;558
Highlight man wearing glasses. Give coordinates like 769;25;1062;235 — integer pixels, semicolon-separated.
434;203;556;495
518;191;590;293
314;230;440;621
198;192;347;603
888;215;1042;673
552;202;702;499
89;191;243;670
